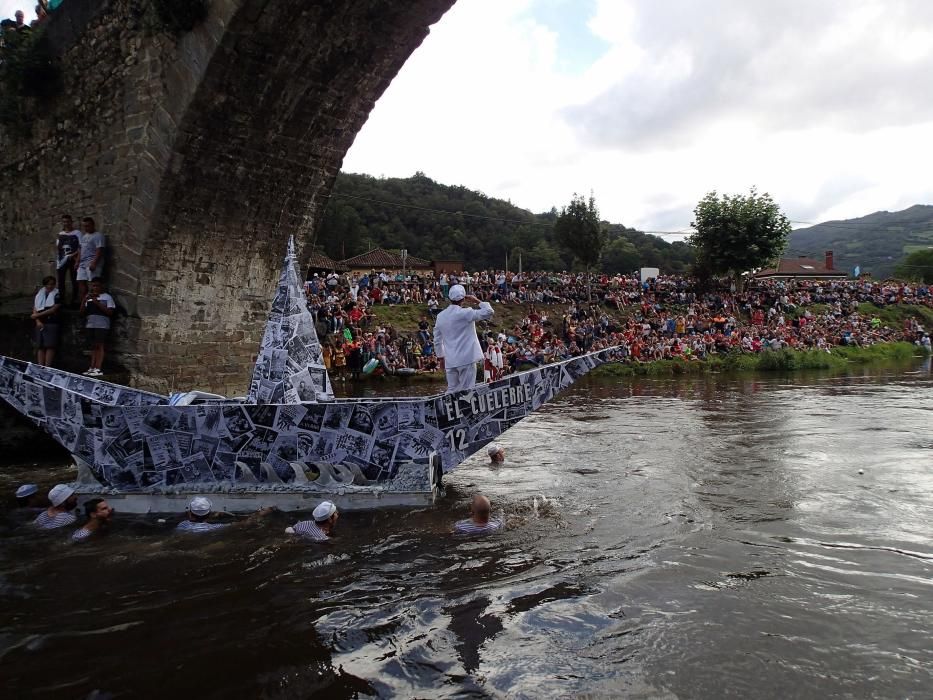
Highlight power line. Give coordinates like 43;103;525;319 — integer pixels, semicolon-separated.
193;137;933;238
198;138;933;238
328;192;699;236
791;217;933;232
329;191;933;238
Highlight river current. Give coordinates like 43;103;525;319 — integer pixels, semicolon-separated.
1;361;931;698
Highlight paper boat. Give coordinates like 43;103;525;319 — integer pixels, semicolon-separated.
0;238;620;512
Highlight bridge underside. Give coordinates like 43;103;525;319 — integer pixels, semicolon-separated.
0;0;455;394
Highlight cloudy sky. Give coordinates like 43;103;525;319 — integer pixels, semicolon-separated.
342;0;933;234
5;0;931;234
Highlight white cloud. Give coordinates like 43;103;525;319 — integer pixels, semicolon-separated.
345;0;933;232
6;0;930;233
0;0;30;21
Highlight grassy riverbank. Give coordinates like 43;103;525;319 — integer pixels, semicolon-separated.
593;341;926;377
345;342;927;385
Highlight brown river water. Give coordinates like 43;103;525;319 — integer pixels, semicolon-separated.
1;360;931;699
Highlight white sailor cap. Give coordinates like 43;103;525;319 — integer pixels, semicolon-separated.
313;500;337;522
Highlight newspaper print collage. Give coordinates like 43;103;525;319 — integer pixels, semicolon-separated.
0;347;617;492
0;236;622;493
246;237;334;405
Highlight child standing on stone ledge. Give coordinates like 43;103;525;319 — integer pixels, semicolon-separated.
80;279;115;377
32;275;62;367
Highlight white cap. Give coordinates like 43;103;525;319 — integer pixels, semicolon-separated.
313;500;337;522
448;285;466;301
486;443;502;457
189;496;212;516
48;484;75;507
16;484;38;499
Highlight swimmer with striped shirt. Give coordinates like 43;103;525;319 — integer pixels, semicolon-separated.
176;497;274;533
33;484;79;530
71;498;114;541
285;500;339;543
453;494;503;536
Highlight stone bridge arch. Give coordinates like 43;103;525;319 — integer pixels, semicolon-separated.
0;0;455;393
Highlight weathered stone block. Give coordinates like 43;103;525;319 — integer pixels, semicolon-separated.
0;0;456;393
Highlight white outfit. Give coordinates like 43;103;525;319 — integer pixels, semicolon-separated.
77;232;106;281
84;292;115;329
484;343;504;382
34;287;59;315
433;301;494;393
445;364;478;393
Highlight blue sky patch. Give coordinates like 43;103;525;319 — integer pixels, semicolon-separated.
524;0;610;74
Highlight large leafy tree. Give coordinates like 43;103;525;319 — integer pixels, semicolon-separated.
689;188;791;292
523;240;567;271
894;248;933;283
601;237;641;275
554;193;607;300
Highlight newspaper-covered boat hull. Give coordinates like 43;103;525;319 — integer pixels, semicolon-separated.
0;348;617;511
0;237;620;511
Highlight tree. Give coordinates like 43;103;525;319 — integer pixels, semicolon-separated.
554;193;607;300
524;240;566;271
894;248;933;283
601;237;640;275
689;187;791;292
316;173;692;270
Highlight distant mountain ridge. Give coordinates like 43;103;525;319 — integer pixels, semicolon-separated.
789;204;933;279
316;172;695;273
319;173;929;278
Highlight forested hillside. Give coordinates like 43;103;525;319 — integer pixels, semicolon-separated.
315;172;695;273
789;205;933;279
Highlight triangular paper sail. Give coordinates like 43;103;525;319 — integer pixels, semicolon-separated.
246;236;333;404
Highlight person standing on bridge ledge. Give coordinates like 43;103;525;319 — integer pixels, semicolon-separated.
433;284;494;393
55;214;81;305
76;217;106;302
81;279;114;377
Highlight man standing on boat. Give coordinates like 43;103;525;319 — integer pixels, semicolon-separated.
433;284;494;393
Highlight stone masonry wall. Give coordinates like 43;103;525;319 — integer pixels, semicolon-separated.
0;0;456;397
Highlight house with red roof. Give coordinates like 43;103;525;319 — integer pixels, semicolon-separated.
339;248;434;276
754;251;848;281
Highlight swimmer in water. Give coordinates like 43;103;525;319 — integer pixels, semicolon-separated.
33;484;78;529
486;443;505;464
453;494;503;535
286;500;339;543
72;498;114;541
14;483;45;510
176;496;274;533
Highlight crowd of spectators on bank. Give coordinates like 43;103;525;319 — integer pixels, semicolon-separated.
304;268;932;380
